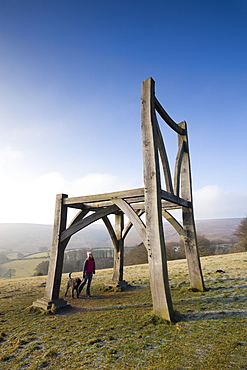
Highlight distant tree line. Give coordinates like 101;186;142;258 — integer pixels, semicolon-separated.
34;248;114;276
124;234;244;266
33;227;246;276
124;244;148;265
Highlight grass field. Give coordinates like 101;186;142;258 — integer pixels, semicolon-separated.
0;252;246;369
0;257;49;278
25;252;50;259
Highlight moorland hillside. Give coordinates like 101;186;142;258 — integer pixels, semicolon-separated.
0;218;241;253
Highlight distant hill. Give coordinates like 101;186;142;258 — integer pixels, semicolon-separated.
190;218;241;241
0;223;112;253
0;218;242;253
127;218;241;245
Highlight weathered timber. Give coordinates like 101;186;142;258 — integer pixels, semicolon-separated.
113;212;124;282
60;205;118;242
141;77;174;321
112;198;147;246
161;189;191;207
155;117;174;194
122;209;144;239
182;207;205;291
102;215;123;282
154;97;185;135
177;121;205;291
33;194;69;309
63;187;145;206
33;78;205;320
162;210;184;241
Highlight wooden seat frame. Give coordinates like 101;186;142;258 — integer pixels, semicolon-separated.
33;78;205;321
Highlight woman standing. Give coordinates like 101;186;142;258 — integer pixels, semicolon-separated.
78;252;96;297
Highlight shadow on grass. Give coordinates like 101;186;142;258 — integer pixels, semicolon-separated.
180;309;247;321
209;284;247;291
55;301;153;316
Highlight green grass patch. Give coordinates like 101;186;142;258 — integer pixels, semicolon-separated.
0;257;49;278
25;252;50;259
0;252;246;369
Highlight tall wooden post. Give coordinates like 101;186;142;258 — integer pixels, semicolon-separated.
141;78;174;321
182;207;205;291
33;194;69;310
178;122;205;291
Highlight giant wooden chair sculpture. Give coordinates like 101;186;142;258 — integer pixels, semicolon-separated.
33;78;205;322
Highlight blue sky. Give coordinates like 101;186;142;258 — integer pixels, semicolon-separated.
0;0;247;224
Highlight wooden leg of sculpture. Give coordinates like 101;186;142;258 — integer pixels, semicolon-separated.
177;121;205;292
32;194;69;310
142;78;174;322
112;212;124;284
182;207;205;291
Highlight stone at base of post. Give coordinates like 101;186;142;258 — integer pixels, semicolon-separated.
104;280;129;290
32;297;70;311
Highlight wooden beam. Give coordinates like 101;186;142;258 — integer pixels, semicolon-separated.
174;140;186;197
161;189;191;207
162;210;184;241
60;205;118;242
67;209;90;227
155;97;185;135
112;198;147;247
122;209;144;240
64;187;145;206
155;114;174;194
102;215;117;246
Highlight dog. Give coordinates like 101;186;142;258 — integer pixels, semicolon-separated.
64;272;82;298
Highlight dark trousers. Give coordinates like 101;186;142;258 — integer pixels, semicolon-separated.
78;272;93;296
